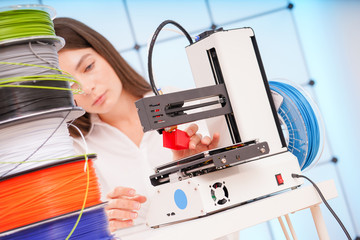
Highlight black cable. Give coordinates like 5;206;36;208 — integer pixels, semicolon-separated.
148;20;193;95
291;173;352;240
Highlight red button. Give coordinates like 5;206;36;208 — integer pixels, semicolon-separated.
276;174;284;185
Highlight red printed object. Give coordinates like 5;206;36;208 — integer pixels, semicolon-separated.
162;129;190;150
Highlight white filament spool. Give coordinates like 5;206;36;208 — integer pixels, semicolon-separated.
0;117;75;178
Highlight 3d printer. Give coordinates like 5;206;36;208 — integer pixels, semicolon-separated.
135;23;309;227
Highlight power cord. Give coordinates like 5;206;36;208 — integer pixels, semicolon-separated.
292;174;352;240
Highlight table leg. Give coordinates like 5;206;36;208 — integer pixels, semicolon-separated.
310;204;330;240
278;216;291;240
285;214;298;240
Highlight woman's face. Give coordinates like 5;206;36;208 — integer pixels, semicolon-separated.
58;48;122;114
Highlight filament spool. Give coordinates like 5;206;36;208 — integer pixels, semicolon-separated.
0;158;102;233
0;4;106;239
0;117;77;178
269;80;324;170
0;5;64;50
0;204;113;240
0;5;84;128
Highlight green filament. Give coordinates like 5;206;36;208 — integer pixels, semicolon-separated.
0;9;55;42
0;61;82;94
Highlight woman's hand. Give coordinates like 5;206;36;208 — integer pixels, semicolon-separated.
172;124;220;160
105;186;147;232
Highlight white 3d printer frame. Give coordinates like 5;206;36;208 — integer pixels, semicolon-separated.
144;28;305;228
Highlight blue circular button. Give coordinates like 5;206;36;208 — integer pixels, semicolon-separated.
174;189;187;210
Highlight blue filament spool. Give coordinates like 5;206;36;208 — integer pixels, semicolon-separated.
0;205;113;240
269;81;323;170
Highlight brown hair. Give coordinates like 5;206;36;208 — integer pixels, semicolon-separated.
53;17;151;137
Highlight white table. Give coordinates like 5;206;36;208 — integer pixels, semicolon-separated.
121;180;337;240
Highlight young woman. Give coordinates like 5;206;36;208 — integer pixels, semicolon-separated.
53;17;219;235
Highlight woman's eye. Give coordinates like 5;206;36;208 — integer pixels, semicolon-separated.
85;62;94;72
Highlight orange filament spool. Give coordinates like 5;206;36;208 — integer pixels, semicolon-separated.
0;159;102;233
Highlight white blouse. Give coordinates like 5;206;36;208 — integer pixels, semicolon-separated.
73;113;173;237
